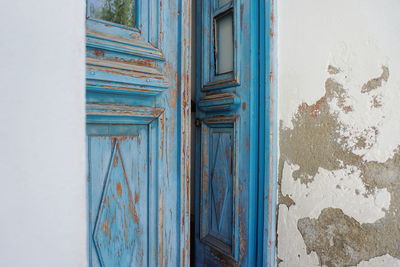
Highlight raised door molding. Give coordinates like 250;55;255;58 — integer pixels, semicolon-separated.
199;115;240;261
86;0;169;98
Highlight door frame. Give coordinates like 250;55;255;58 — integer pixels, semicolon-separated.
258;0;278;266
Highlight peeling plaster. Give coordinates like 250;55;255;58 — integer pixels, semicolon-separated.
361;66;389;93
279;71;400;267
277;2;400;266
356;254;400;267
328;65;342;75
278;71;400;266
281;162;390;224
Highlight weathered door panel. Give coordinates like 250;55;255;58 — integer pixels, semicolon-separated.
195;0;259;266
87;124;158;267
86;0;191;266
197;116;241;266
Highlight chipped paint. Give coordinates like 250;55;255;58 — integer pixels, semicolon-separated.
277;1;400;266
361;66;389;93
278;67;400;266
328;65;341;75
86;0;191;266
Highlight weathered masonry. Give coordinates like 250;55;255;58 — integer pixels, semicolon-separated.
277;1;400;266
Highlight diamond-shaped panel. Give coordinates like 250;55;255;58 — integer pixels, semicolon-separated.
210;132;232;231
94;142;138;267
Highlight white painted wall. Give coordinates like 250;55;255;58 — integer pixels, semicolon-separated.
0;1;86;266
277;0;400;266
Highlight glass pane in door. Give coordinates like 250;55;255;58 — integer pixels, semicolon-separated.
215;11;234;75
88;0;136;27
219;0;232;7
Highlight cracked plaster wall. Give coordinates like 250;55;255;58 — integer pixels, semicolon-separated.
277;1;400;266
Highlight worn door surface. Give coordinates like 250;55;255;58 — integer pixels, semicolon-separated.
194;0;261;266
86;1;191;266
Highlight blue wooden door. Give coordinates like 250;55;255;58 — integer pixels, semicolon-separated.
194;0;261;266
85;1;191;266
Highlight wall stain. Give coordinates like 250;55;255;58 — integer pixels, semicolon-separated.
280;76;357;185
371;94;383;108
361;66;389;93
279;66;400;266
328;65;341;75
354;136;368;150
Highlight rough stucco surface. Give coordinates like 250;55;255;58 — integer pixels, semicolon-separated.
277;1;400;266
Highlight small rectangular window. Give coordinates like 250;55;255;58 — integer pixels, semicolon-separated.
88;0;136;27
215;11;234;75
